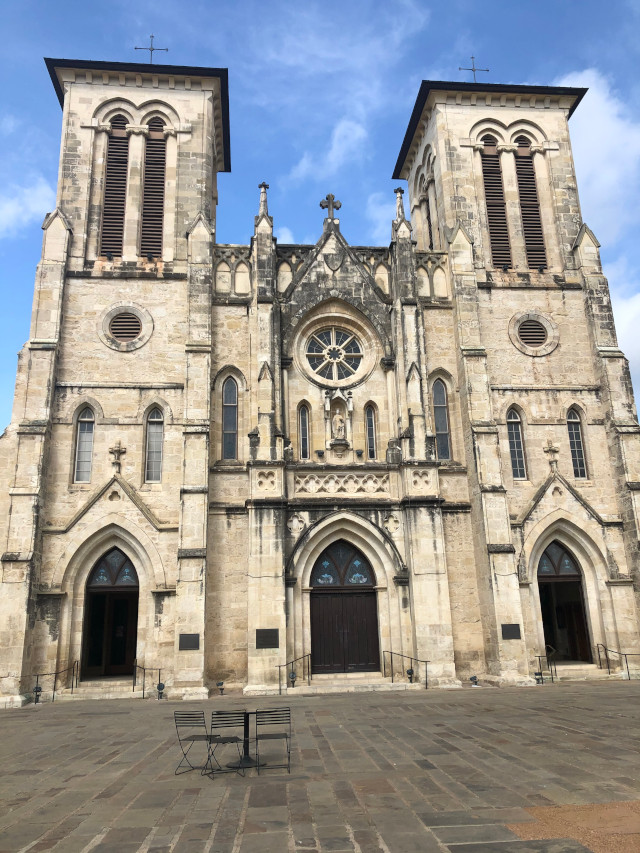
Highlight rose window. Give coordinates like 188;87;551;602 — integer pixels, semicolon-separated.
305;327;363;381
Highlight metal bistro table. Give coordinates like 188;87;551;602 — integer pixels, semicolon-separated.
226;709;265;770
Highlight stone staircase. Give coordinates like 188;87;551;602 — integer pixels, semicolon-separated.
284;671;425;696
539;662;624;683
54;677;146;701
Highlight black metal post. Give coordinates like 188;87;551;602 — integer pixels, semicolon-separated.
390;651;394;683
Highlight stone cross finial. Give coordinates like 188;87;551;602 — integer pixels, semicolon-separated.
320;193;341;219
258;182;269;216
543;439;559;471
109;440;127;474
394;187;406;221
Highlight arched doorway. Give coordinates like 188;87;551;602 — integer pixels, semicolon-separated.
82;548;139;678
537;541;591;662
310;540;380;674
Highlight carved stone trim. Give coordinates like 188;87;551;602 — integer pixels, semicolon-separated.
294;472;390;496
487;544;516;553
177;548;207;559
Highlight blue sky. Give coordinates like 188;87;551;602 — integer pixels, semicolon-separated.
1;0;640;430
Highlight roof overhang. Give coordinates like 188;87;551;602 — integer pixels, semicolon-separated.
44;57;231;173
392;80;587;181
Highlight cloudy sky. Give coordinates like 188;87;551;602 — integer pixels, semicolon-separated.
1;0;640;429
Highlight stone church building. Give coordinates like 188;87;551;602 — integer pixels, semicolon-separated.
1;57;639;703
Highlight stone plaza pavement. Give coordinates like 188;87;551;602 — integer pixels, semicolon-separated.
1;682;640;853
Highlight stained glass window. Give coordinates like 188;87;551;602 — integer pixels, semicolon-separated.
74;408;95;483
87;548;139;588
567;409;587;478
310;540;375;587
305;328;363;383
507;409;526;479
537;541;581;579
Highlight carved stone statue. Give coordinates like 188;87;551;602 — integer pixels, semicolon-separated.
332;412;345;440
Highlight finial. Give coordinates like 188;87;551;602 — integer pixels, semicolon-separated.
543;438;559;472
394;187;406;221
258;182;269;217
319;193;342;220
134;35;168;64
458;55;489;83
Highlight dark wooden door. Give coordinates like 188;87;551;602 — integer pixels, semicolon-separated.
83;591;138;677
311;592;379;674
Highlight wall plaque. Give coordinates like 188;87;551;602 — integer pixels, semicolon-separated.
179;633;200;651
501;623;521;640
256;629;279;649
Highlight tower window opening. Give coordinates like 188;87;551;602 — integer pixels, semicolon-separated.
480;135;512;269
100;115;129;257
515;136;547;269
140;118;166;258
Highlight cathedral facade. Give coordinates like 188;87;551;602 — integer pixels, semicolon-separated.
1;58;639;703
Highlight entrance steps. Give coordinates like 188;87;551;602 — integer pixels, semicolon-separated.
541;662;623;682
55;678;146;701
285;671;425;696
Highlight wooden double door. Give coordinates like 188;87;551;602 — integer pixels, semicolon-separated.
309;540;380;674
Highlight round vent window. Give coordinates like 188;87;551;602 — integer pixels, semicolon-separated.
518;319;547;348
109;312;142;342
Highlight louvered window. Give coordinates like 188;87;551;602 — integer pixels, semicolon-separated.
145;408;164;482
507;409;527;479
480;135;511;269
140;118;166;258
433;379;451;460
74;407;95;483
567;409;587;478
515;136;547;269
109;312;142;342
100;115;129;257
518;319;547;348
365;405;376;460
425;195;434;250
222;377;238;460
299;405;310;460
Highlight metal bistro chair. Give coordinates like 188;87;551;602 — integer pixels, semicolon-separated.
204;710;246;778
174;711;210;775
254;708;292;774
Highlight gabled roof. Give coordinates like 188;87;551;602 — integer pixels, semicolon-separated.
44;57;231;172
393;80;587;180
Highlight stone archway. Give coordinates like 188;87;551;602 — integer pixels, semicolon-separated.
309;540;380;673
537;540;591;662
81;548;140;678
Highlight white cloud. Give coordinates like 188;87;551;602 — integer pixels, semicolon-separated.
0;177;56;239
555;69;640;247
276;226;295;243
365;191;397;246
288;119;368;183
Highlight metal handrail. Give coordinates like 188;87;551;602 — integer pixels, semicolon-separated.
534;653;557;683
133;661;163;698
382;651;429;689
596;643;640;680
277;653;311;695
29;660;79;703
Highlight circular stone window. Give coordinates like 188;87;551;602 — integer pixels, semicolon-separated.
306;327;363;381
109;312;142;342
509;312;558;357
99;303;154;352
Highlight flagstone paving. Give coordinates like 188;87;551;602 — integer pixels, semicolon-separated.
1;682;640;852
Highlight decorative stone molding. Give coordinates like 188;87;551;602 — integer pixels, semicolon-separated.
257;471;276;491
411;470;431;492
294;472;390;496
125;124;150;136
287;513;306;535
383;514;400;534
487;544;516;554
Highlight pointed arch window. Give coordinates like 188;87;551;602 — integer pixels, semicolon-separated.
567;409;587;478
507;409;527;479
515;136;547;269
432;379;451;460
222;377;238;460
100;115;129;257
299;404;310;460
87;548;139;588
145;408;164;482
480;134;511;269
140;118;166;258
74;407;95;483
365;405;376;460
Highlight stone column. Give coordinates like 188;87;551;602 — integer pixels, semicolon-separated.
122;126;146;262
497;145;526;270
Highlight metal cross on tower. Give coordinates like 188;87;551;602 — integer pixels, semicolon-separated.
458;56;489;83
135;35;168;64
320;194;342;219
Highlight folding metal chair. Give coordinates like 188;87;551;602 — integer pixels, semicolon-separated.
174;711;209;775
203;710;246;778
254;708;291;774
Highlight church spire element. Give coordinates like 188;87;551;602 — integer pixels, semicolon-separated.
258;182;269;217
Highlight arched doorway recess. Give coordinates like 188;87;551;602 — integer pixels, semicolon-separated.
82;548;139;678
537;540;591;662
310;540;380;674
